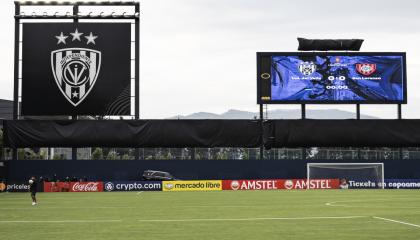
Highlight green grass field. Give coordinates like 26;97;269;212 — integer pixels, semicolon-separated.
1;190;420;240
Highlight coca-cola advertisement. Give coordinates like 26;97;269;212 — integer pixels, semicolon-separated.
44;182;103;192
222;179;340;190
71;182;103;192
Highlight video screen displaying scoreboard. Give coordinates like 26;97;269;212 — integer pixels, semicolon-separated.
257;52;407;104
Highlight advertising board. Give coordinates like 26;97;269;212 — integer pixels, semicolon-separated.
104;181;162;192
5;181;30;192
162;180;222;192
223;179;340;190
44;182;103;192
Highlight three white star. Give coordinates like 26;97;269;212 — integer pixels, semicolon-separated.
85;32;98;45
70;28;83;41
55;32;68;45
56;30;98;45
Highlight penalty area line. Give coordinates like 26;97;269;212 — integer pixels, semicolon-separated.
373;216;420;228
138;216;366;222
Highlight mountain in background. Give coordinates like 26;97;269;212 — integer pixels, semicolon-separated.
170;109;377;119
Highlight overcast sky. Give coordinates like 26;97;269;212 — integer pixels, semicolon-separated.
0;0;419;118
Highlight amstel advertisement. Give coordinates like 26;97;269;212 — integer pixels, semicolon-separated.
162;180;222;192
222;179;340;190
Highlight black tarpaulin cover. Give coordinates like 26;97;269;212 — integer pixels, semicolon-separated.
3;120;261;148
297;38;364;51
4;119;420;148
264;119;420;148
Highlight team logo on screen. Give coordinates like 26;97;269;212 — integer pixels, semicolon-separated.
51;30;101;106
356;63;376;76
298;61;316;76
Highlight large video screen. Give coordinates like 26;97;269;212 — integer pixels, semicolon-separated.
21;23;131;115
257;52;406;104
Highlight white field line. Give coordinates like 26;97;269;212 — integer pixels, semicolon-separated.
179;205;326;208
0;220;122;223
325;201;350;207
325;201;420;209
138;216;366;222
1;205;330;210
0;204;353;210
181;205;265;208
0;206;135;210
0;197;94;200
373;216;420;228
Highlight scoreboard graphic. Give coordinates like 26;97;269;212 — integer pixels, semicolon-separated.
257;52;407;104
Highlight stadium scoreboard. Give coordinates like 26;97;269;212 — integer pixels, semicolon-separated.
257;52;407;104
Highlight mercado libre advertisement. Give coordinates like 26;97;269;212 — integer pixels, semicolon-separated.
162;180;222;192
222;179;340;190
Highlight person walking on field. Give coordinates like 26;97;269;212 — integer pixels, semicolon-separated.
29;176;38;206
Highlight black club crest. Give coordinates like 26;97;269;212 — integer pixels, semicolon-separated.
51;30;101;106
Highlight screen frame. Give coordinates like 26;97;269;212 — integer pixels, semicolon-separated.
20;22;132;116
256;52;407;104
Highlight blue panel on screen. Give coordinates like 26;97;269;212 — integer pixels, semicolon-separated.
270;55;404;102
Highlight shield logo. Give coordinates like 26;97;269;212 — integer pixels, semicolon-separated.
298;61;316;76
356;63;376;76
51;48;101;106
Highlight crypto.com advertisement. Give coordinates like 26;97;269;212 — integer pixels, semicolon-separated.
104;181;162;192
